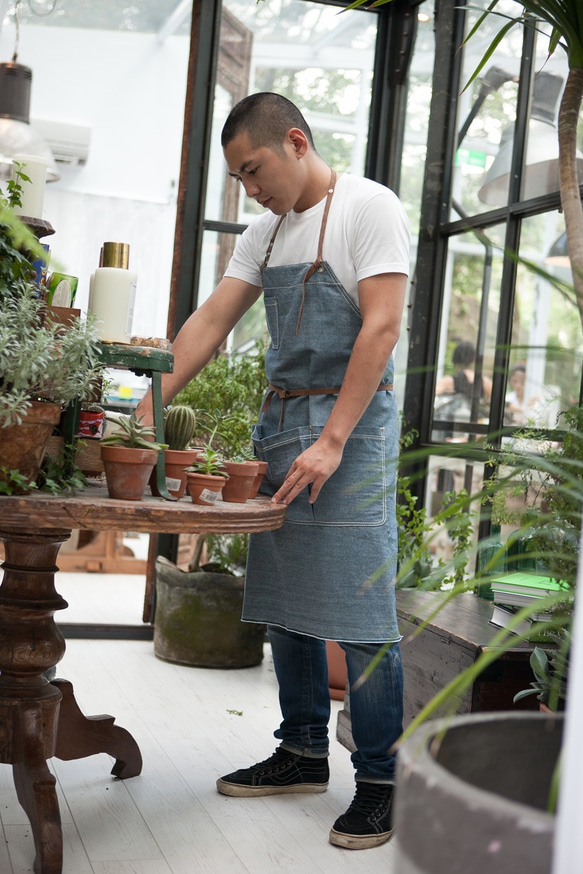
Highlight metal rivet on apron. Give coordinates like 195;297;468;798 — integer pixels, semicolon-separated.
317;265;324;273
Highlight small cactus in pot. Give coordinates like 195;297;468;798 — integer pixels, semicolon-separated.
163;405;196;450
150;404;199;499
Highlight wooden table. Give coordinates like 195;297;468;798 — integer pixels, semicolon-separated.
0;486;286;874
337;589;542;752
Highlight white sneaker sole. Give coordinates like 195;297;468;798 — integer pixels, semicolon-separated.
329;827;393;849
217;778;328;797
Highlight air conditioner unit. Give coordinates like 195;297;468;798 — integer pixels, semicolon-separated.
31;118;91;166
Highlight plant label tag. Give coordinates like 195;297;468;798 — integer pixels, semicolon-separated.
165;477;182;491
199;488;220;504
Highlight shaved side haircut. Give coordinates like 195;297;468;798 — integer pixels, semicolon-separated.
221;92;315;153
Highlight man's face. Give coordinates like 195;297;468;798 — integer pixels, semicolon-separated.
223;131;305;215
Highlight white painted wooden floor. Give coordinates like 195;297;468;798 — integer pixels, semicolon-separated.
0;559;398;874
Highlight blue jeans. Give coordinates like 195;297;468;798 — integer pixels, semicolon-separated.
267;625;404;782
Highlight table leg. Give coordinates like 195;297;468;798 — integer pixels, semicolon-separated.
0;526;142;874
53;678;142;778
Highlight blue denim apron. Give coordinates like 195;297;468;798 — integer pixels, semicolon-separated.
244;173;400;643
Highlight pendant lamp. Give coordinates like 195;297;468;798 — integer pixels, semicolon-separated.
478;71;583;205
0;61;59;182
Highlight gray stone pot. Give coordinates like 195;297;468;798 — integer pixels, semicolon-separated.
394;711;563;874
153;556;266;668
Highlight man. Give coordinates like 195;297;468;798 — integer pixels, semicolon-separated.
137;92;410;850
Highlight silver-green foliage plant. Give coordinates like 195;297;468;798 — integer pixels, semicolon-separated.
0;164;103;427
0;287;103;427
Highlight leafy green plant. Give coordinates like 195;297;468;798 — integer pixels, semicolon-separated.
0;466;37;495
174;345;266;459
100;414;167;451
185;447;228;477
203;533;249;575
513;629;570;709
36;443;88;495
396;429;477;591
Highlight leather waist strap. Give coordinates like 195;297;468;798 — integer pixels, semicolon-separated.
262;382;394;427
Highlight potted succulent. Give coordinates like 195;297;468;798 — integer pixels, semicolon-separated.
221;447;260;504
150;404;199;499
184;446;229;506
100;413;166;501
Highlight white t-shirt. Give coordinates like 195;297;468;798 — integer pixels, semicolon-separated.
224;173;410;305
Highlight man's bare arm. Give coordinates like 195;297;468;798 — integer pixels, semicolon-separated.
135;276;262;425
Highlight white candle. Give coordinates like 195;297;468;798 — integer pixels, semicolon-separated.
12;154;48;219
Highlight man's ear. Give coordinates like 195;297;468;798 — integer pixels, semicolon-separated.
286;128;309;158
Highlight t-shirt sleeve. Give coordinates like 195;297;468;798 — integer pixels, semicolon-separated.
224;217;272;287
350;189;411;282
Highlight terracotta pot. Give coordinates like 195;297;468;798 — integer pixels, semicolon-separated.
101;444;158;501
221;460;259;503
149;448;201;499
0;401;62;489
185;471;227;505
248;460;269;499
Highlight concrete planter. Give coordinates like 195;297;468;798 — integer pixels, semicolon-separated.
153;556;265;668
394;711;562;874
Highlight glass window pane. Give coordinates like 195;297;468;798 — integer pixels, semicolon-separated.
454;0;523;218
504;213;583;429
418;454;484;582
432;226;505;442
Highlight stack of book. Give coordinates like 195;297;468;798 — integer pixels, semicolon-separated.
488;572;569;639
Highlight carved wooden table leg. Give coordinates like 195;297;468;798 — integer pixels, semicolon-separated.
0;526;142;874
0;527;69;874
53;678;142;778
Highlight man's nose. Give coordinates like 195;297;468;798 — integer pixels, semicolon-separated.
243;178;260;198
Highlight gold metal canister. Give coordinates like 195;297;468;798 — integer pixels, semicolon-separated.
101;241;130;269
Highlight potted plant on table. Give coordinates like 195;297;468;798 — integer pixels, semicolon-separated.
0;165;103;493
1;285;102;494
184;445;229;505
149;404;199;499
100;413;166;501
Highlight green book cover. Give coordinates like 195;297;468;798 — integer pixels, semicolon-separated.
490;572;568;595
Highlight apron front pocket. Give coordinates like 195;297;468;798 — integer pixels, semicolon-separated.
310;427;392;527
252;425;315;523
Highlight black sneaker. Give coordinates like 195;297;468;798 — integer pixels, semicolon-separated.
329;781;395;849
217;746;329;797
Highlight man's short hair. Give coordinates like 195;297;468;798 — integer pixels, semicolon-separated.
221;92;315;153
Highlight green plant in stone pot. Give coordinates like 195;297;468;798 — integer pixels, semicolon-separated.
153;345;268;668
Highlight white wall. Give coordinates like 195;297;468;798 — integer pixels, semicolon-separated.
0;22;189;338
